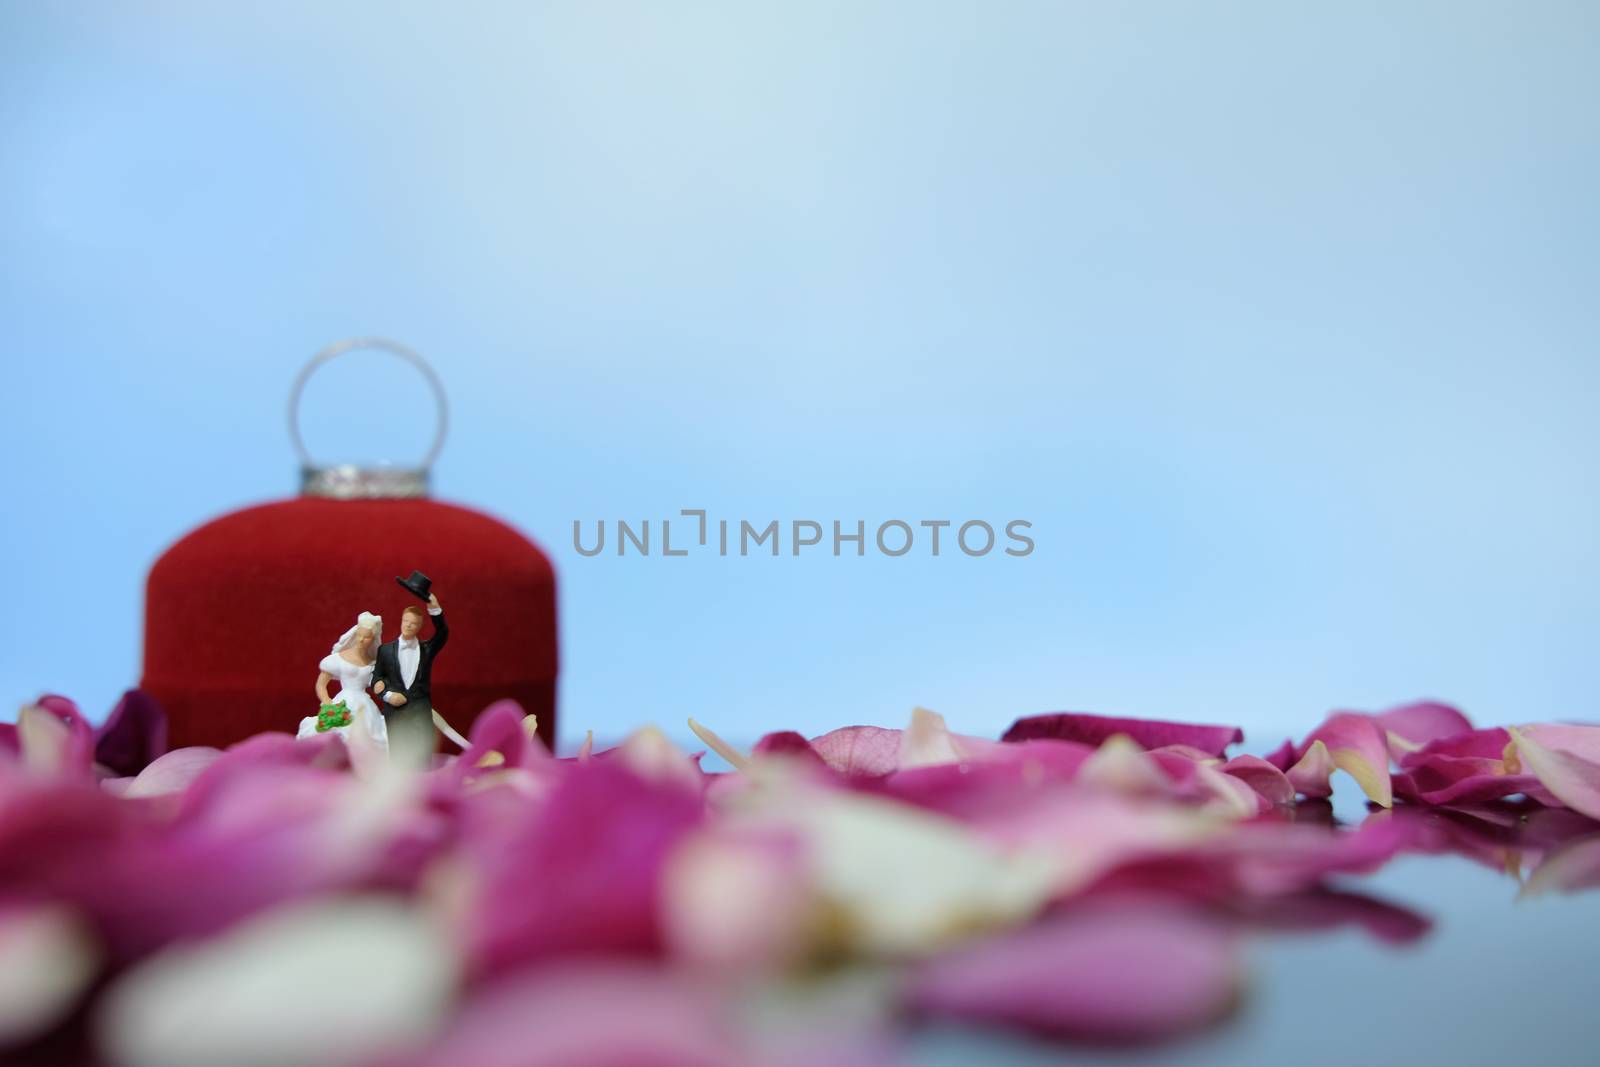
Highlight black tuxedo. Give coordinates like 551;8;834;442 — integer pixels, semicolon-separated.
373;610;448;764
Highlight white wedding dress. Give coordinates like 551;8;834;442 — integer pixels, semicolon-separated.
297;653;389;749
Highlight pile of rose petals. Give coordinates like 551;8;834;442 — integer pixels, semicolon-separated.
2;694;1598;1067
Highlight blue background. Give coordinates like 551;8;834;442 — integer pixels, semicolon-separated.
5;1;1597;751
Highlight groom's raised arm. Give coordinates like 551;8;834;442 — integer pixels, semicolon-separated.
425;595;448;654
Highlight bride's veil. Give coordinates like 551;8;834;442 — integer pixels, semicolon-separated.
330;611;384;656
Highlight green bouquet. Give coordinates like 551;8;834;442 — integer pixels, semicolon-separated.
316;702;353;732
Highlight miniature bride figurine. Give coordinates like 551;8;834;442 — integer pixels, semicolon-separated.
297;611;389;749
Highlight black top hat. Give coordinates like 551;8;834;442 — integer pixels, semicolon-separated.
395;570;433;602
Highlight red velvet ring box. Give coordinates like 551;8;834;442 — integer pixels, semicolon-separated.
141;496;558;754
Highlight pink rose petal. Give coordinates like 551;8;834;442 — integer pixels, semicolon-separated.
1078;735;1174;795
964;788;1229;898
1520;832;1600;898
1263;738;1298;772
1285;740;1335;799
1301;713;1393;807
1216;886;1430;944
0;687;1549;1067
384;962;750;1067
460;760;706;979
1191;763;1263;817
178;732;350;818
661;827;812;971
750;730;826;763
1405;804;1595;878
439;701;543;780
1398;726;1513;767
1092;815;1416;901
1004;713;1244;759
1510;724;1600;821
615;727;709;790
1133;747;1283;816
19;698;95;778
863;739;1094;819
1151;743;1227;762
1385;726;1564;806
1216;813;1416;893
1221;755;1296;809
1391;768;1556;807
897;707;1011;769
35;695;90;732
749;711;1035;786
807;725;904;777
908;901;1241;1042
1375;701;1473;759
0;730;449;965
102;747;222;801
0;901;102;1046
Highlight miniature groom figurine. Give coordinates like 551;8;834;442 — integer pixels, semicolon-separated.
373;570;448;768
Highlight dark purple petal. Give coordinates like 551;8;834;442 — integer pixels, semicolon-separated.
92;690;169;778
1003;713;1244;759
908;902;1240;1042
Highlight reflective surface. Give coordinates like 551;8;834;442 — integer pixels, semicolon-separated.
916;794;1600;1066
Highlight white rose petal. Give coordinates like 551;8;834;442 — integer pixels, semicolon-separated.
99;897;457;1067
0;904;101;1044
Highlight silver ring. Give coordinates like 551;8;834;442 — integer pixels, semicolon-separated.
288;337;450;471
